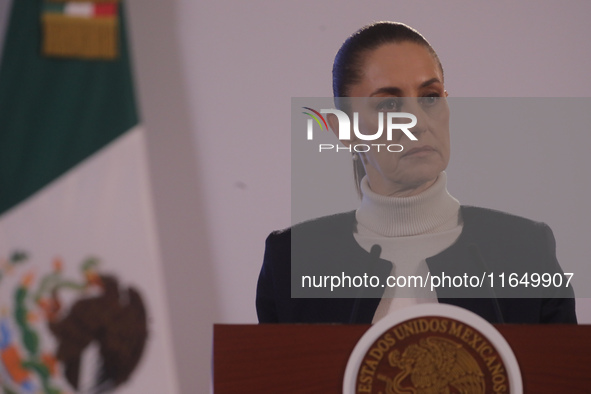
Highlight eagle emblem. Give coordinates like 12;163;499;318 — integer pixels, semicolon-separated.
0;252;148;394
378;336;485;394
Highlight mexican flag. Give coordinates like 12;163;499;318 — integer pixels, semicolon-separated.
0;1;178;393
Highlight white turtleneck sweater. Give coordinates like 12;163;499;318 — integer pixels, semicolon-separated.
353;172;463;323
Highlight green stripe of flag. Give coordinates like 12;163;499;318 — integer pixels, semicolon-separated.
0;0;138;215
43;3;65;14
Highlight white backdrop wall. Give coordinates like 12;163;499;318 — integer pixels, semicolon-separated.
124;1;591;392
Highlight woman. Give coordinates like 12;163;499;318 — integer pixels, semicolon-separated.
256;22;576;325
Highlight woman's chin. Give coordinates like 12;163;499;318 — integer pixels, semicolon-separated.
368;173;440;197
396;164;443;185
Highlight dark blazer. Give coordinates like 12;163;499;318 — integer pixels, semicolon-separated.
256;206;577;324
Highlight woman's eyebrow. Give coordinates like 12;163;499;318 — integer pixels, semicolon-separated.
370;86;403;97
369;78;443;97
420;78;442;88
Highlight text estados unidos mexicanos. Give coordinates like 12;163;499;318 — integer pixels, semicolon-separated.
300;272;574;292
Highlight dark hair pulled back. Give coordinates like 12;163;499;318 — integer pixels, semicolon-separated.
333;21;442;98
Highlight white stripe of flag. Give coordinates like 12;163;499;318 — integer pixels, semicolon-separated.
64;3;95;18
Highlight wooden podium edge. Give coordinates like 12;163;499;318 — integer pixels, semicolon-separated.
214;324;591;393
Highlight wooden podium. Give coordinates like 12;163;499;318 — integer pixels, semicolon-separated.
214;324;591;393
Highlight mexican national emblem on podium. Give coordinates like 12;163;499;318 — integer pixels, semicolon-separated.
344;304;522;394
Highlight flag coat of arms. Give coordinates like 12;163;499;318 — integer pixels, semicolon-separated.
0;1;179;393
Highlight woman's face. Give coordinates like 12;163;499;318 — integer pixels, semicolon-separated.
347;42;450;197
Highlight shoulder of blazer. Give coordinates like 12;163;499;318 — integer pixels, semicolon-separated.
459;205;550;243
427;205;553;281
460;205;546;228
266;210;357;247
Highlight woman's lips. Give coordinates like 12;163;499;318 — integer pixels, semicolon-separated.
403;145;436;157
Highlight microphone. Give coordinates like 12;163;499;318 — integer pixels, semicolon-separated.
349;244;383;324
469;243;505;324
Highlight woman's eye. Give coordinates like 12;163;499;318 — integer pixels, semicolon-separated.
376;98;400;112
419;95;440;107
